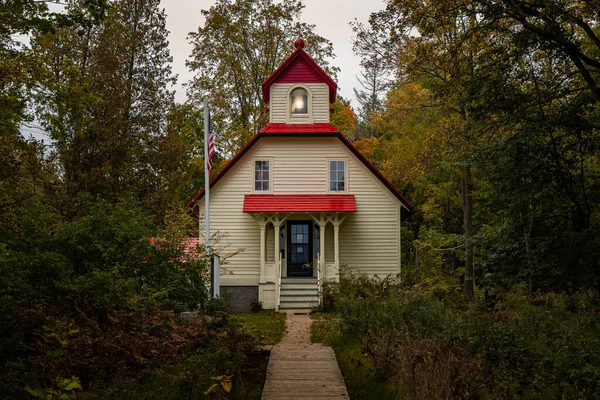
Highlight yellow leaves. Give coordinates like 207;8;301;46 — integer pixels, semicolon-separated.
204;373;233;397
330;98;356;138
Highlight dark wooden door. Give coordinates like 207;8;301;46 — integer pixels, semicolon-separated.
287;221;313;277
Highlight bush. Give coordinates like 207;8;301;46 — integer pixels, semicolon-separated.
248;298;263;313
325;268;600;399
1;303;265;399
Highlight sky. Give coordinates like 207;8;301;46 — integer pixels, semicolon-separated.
161;0;386;108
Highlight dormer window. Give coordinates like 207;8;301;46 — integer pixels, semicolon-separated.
290;88;308;115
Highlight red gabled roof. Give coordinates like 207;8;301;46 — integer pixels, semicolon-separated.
262;39;337;104
187;124;413;210
243;194;356;213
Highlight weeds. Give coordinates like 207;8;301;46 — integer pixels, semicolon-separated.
314;268;600;399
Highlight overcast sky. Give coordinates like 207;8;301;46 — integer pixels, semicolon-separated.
162;0;386;108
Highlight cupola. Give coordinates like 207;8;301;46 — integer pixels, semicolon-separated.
262;39;337;125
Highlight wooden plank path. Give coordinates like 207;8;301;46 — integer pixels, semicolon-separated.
261;314;349;400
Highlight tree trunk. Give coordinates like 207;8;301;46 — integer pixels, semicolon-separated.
461;163;474;301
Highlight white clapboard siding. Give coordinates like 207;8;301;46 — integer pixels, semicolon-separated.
269;83;330;124
197;136;403;284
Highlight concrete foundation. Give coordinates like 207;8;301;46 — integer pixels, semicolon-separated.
220;286;259;312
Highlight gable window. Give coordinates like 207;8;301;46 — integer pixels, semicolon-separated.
290;88;308;115
255;160;270;191
329;160;345;191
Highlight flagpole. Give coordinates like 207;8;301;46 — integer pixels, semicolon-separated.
203;97;213;296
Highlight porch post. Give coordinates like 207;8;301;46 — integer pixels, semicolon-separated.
334;225;340;273
274;215;280;278
259;219;266;283
319;214;325;279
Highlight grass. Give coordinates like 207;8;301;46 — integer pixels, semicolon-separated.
311;313;407;400
236;310;286;346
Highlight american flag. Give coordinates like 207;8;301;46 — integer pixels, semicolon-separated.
206;113;215;171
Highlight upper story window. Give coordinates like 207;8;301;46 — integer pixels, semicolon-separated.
329;160;345;191
255;160;270;191
290;88;308;115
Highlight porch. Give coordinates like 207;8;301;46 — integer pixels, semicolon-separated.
243;194;356;311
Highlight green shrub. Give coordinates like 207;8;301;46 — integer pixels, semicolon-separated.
324;269;600;399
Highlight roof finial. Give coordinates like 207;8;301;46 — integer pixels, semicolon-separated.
294;38;305;49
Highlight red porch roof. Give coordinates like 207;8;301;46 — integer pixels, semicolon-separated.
243;194;357;213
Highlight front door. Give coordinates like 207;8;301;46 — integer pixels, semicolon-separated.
287;221;313;277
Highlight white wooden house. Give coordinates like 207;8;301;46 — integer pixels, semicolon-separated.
188;39;412;312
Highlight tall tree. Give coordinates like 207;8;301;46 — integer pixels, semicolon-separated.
351;20;392;139
34;0;176;208
186;0;338;155
360;0;600;293
362;0;517;299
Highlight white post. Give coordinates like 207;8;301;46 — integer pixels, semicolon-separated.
334;225;340;275
319;215;325;279
274;216;280;281
259;221;266;283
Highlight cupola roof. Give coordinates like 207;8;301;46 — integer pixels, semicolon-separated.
261;38;337;104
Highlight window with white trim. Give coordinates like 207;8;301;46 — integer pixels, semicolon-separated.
254;160;270;191
329;160;345;191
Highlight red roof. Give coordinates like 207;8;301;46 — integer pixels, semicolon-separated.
262;40;337;104
187;125;412;210
243;194;356;213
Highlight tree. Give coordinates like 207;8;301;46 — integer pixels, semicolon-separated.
187;0;338;155
34;0;176;209
330;96;356;138
362;0;518;299
360;0;600;294
351;20;392;138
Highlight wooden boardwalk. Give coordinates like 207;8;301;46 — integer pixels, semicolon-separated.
261;314;349;400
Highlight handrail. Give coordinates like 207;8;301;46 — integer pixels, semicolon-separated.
316;252;322;306
276;253;282;311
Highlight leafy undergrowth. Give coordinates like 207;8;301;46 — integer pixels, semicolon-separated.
236;310;286;346
0;303;269;400
312;271;600;399
311;313;407;400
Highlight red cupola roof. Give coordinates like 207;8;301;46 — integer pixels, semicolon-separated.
261;38;337;104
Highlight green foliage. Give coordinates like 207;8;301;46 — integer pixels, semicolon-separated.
354;0;600;294
318;271;600;399
26;376;82;400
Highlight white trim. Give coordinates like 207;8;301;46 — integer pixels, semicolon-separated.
286;84;314;124
327;157;348;193
251;156;274;193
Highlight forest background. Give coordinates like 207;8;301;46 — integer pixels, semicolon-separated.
1;0;600;398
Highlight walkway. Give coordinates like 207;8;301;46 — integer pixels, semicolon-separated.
261;314;350;400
